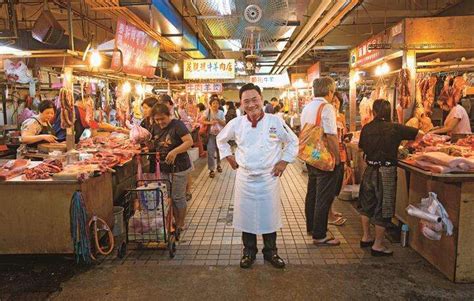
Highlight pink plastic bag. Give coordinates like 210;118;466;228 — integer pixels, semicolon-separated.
130;123;151;144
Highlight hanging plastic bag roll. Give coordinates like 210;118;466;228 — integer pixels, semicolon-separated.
406;205;442;223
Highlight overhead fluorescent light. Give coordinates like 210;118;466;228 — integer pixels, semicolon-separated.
0;46;22;55
216;0;231;15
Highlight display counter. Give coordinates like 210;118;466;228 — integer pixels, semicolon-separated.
0;172;113;254
112;159;136;204
395;161;474;283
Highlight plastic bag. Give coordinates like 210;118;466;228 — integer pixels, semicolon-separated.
406;192;453;241
18;108;34;125
130;123;151;144
128;210;163;234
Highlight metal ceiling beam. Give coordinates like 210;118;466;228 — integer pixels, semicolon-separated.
282;0;359;72
53;0;113;34
270;0;332;74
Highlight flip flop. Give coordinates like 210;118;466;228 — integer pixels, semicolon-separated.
313;237;341;247
371;247;393;257
328;217;347;226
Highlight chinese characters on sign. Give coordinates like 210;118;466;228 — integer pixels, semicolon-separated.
111;18;160;77
184;59;235;80
249;73;290;88
185;83;223;93
350;21;404;68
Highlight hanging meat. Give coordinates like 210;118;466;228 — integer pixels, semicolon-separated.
396;69;411;123
437;75;466;111
453;76;467;104
59;88;74;128
424;76;438;114
397;69;411;109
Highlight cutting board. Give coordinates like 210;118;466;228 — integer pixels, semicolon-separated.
38;143;67;153
52;164;102;181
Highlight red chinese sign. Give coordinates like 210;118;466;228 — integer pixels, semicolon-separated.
111;18;160;77
306;62;320;85
350;21;404;68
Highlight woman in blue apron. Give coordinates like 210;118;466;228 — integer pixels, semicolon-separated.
358;99;421;257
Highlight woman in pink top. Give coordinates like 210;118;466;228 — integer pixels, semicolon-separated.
430;104;471;135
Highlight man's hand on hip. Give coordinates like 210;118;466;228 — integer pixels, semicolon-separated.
226;155;239;170
272;160;288;177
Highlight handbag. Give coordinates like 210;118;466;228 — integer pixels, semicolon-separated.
298;103;335;171
199;110;211;145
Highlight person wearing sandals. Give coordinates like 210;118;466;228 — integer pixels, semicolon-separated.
301;77;343;247
328;92;347;227
217;83;298;269
150;104;194;237
358;99;421;256
202;96;226;178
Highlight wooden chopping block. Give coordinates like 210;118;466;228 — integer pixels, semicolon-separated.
38;143;67;153
52;164;100;180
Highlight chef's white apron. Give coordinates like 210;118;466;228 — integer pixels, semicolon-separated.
233;167;282;234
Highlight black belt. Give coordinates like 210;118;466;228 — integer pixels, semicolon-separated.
366;160;397;167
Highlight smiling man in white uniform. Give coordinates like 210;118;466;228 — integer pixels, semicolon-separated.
217;83;298;269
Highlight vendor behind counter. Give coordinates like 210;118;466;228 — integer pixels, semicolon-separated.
54;96;127;143
429;104;472;138
20;100;57;147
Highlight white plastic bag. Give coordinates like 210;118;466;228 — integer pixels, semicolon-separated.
406;192;453;240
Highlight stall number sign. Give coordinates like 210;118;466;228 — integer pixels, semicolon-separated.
186;83;223;93
184;59;235;80
249;73;290;88
111;18;160;78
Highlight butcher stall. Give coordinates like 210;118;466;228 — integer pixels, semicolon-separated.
394;134;474;283
0;168;113;254
348;15;474;132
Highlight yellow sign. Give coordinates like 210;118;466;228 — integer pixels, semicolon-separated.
184;59;235;80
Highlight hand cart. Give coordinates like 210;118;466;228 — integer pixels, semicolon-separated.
117;153;178;258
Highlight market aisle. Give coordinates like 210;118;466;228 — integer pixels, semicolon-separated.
103;161;422;267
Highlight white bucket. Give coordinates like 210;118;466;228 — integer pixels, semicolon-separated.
113;206;125;236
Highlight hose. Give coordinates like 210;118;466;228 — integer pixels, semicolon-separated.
88;215;114;260
70;191;92;264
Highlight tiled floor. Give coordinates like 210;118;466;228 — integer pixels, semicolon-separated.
103;162;422;267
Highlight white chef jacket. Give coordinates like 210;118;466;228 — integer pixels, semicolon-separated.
217;113;298;234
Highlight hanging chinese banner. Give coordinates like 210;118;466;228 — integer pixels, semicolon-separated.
111;18;160;77
185;83;223;93
184;59;235;80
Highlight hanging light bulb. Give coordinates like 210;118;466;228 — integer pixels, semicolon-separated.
122;81;131;94
172;63;180;74
375;65;382;76
353;72;361;83
90;49;102;68
381;62;390;75
136;84;144;95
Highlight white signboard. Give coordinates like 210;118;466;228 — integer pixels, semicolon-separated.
184;59;235;80
249;73;290;88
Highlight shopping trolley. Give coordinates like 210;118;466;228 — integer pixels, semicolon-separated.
119;153;177;258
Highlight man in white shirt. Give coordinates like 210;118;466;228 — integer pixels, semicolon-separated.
301;77;342;246
217;83;298;269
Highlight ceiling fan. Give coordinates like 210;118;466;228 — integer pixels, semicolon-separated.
197;0;290;56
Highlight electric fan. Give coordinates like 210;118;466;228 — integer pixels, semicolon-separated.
196;0;290;53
